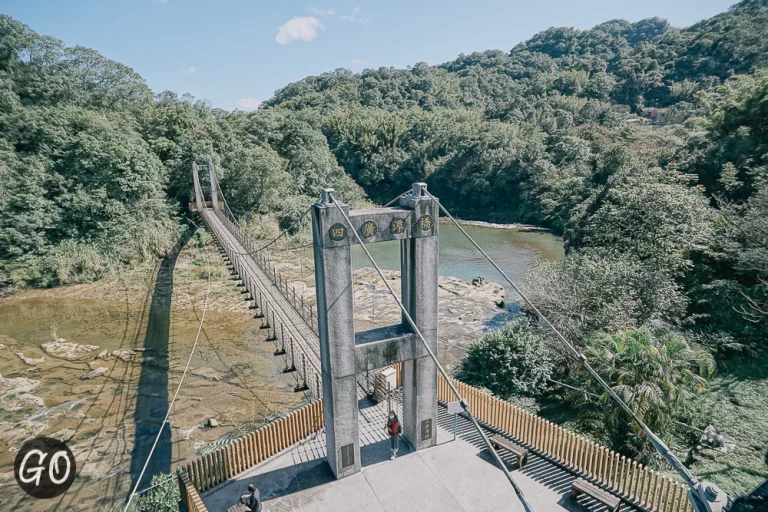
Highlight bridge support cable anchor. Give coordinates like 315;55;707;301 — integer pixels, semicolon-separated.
254;291;264;318
282;339;297;373
327;191;537;512
294;355;309;392
423;190;731;512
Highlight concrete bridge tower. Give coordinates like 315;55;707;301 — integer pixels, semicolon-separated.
311;183;439;479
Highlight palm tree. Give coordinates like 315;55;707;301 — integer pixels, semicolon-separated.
581;325;716;461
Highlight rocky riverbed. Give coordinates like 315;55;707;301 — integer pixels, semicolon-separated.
0;234;304;512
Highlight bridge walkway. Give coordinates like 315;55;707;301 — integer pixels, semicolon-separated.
201;208;323;398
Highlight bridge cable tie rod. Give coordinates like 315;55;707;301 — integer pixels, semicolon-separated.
424;190;723;512
327;192;537;512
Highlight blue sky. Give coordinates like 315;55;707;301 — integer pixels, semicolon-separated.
2;0;737;110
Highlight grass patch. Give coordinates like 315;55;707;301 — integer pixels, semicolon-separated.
688;354;768;496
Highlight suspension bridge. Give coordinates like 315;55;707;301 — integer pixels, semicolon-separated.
160;163;733;512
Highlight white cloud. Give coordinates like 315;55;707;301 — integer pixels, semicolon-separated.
310;7;335;16
276;16;324;44
341;6;370;24
238;98;262;110
351;58;368;66
153;0;168;4
182;66;197;74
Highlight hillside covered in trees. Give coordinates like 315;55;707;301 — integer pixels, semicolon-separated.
2;0;768;492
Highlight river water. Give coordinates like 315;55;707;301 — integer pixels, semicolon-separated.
351;222;564;292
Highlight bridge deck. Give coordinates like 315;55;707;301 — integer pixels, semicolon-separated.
202;209;322;396
201;402;636;512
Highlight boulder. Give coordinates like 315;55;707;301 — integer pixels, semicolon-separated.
16;353;45;365
96;349;109;360
111;349;136;362
208;418;219;428
42;340;100;361
472;276;487;287
0;373;43;411
81;367;109;380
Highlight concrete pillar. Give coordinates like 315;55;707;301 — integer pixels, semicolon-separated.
191;163;203;212
312;190;360;479
208;162;219;211
400;183;439;451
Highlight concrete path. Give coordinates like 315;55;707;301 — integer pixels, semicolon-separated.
202;397;636;512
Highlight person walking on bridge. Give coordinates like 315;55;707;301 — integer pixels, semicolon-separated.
386;410;402;460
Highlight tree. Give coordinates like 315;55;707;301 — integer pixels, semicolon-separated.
221;146;288;215
457;317;553;398
578;326;715;462
524;251;688;346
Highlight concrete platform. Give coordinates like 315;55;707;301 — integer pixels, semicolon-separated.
202;393;635;512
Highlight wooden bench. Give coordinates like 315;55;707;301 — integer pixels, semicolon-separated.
226;504;248;512
489;435;529;468
571;478;621;512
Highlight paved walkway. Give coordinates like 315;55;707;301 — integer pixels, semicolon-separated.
202;396;636;512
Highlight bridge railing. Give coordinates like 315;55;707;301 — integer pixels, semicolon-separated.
203;209;323;400
178;469;208;512
213;209;320;335
178;400;324;495
437;375;694;512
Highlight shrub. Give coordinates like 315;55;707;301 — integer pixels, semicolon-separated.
457;317;553;399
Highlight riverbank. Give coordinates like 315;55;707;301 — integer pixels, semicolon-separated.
0;231;305;512
444;217;552;232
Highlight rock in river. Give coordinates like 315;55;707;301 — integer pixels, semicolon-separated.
16;353;45;365
0;373;44;411
42;339;100;361
81;367;109;380
112;349;136;362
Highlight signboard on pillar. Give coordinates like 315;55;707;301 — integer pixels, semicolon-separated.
312;183;439;480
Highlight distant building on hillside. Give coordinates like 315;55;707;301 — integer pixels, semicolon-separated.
649;108;669;125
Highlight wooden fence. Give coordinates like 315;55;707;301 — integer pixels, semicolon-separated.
174;367;691;512
178;469;208;512
437;375;694;512
178;400;324;494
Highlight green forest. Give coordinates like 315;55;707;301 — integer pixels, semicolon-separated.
2;0;768;498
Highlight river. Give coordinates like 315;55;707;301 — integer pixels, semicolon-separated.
351;222;564;294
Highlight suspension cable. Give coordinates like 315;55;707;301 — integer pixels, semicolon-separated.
124;219;212;511
327;192;536;512
423;190;719;509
